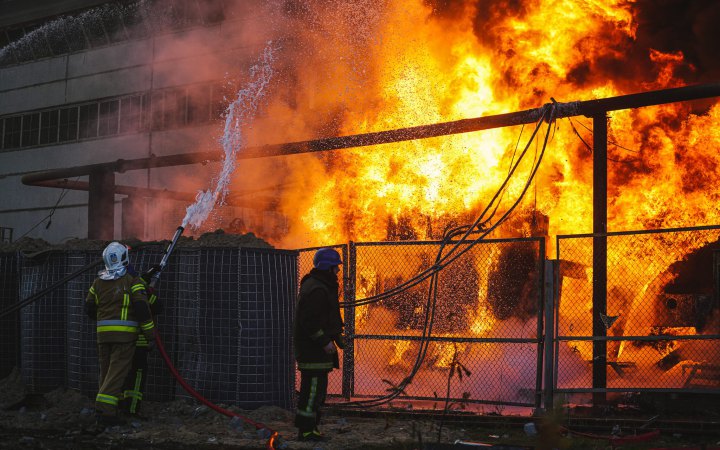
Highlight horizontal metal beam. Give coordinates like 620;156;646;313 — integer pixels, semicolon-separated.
21;82;720;187
30;179;276;210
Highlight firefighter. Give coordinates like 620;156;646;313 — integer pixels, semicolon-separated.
85;242;156;426
293;247;344;442
120;264;162;418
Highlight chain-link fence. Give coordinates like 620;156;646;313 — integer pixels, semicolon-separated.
300;239;545;408
0;252;20;379
556;225;720;395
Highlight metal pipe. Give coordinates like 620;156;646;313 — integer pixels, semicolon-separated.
21;82;720;189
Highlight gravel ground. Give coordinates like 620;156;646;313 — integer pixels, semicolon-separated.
2;366;720;450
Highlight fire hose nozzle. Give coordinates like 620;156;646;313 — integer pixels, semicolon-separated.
149;226;185;288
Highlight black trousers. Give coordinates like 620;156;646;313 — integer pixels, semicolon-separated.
121;346;148;414
295;369;330;432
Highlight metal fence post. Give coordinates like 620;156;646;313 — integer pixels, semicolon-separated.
543;259;558;411
534;239;546;412
592;112;608;406
342;242;356;400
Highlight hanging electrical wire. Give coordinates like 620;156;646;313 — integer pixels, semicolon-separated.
337;103;558;408
340;102;556;309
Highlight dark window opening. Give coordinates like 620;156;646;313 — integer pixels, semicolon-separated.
39;110;59;145
3;117;21;149
98;100;119;136
187;84;211;124
59;107;79;142
78;104;98;139
151;92;165;130
211;82;228;120
163;89;187;129
120;95;143;134
21;113;40;147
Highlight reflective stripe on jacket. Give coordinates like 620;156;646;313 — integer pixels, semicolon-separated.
85;273;155;344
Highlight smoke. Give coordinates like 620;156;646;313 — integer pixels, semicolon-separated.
182;44;277;229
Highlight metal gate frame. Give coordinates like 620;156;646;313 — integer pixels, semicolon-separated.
554;224;720;404
300;237;546;409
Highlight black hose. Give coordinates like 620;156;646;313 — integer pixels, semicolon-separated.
0;257;102;319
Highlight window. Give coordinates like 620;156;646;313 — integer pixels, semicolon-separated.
39;110;59;145
3;116;21;149
187;84;211;124
211;82;228;120
21;113;40;147
120;95;143;133
98;100;119;136
163;89;187;129
1;80;220;149
78;104;98;139
0;227;12;244
59;107;79;142
151;91;164;130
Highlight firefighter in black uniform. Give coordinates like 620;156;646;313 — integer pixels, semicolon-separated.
85;242;156;426
120;265;162;417
294;247;344;442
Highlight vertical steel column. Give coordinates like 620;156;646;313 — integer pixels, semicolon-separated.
342;242;356;400
543;259;559;410
592;113;608;405
88;170;115;240
534;238;546;411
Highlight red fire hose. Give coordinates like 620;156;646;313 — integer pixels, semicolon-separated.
153;329;279;449
562;427;660;449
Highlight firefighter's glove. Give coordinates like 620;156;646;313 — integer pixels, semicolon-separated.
322;341;337;355
141;265;162;283
333;335;345;350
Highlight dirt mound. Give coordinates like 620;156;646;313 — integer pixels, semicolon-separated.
0;230;274;255
0;367;26;410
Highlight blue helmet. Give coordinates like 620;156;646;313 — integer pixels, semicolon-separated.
313;248;342;271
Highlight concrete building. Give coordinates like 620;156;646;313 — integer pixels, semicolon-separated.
0;0;285;244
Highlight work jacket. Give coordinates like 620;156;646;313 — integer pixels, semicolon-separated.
293;268;344;371
136;285;161;348
85;273;155;344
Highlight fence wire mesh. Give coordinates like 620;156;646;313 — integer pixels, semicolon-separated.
351;239;544;407
20;252;68;393
10;246;297;409
299;239;545;407
556;226;720;392
0;252;20;379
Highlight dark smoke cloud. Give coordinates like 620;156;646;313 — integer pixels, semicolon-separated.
426;0;720;91
632;0;720;80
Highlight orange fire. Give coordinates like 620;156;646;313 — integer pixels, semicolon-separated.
232;0;720;250
230;1;720;375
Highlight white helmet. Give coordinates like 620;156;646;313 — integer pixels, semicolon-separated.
99;242;129;280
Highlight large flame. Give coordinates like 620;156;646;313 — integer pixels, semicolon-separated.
230;0;720;249
222;0;720;385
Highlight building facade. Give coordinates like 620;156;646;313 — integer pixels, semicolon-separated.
0;0;284;243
